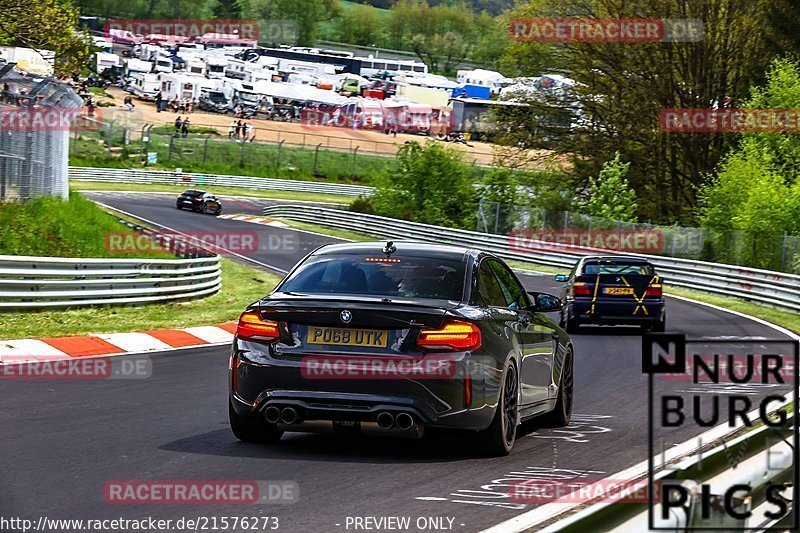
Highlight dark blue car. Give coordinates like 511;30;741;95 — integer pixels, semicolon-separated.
555;256;666;332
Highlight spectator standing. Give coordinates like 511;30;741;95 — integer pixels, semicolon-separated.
181;117;190;138
244;122;253;142
228;120;236;140
174;116;182;133
235;120;243;140
155;91;163;112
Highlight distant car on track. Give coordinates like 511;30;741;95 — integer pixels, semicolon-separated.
555;256;665;332
228;241;574;455
176;190;222;215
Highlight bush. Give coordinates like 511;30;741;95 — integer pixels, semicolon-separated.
370;141;477;228
348;195;375;214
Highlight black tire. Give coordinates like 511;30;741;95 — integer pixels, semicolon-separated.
536;348;574;427
560;306;579;333
176;205;182;210
650;315;666;332
477;362;519;456
201;204;208;214
229;400;283;443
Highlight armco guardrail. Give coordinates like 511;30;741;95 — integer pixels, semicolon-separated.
261;205;800;313
69;167;375;198
0;255;221;310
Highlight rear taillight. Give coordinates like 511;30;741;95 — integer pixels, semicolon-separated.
573;283;591;297
236;310;280;343
417;320;481;352
645;285;663;298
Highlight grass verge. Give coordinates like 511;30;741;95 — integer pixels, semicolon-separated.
70;180;352;205
274;218;374;242
0;192;171;258
0;259;281;340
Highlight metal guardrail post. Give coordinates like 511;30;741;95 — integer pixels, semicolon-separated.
276;140;284;169
313;143;323;174
239;137;247;167
351;146;359;179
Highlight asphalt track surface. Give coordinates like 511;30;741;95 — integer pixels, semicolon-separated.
0;191;793;533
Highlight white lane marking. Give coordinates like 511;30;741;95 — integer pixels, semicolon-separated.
182;326;233;344
480;297;798;533
91;201;290;274
95;332;173;352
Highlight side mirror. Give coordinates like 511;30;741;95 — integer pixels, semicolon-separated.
554;274;568;282
527;291;563;313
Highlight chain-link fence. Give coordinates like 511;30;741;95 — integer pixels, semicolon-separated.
72;124;399;183
0;69;83;201
478;200;800;273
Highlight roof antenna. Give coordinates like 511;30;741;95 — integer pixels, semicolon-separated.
382;241;397;256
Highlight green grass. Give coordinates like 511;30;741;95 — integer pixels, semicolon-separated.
665;286;800;335
89;87;114;99
0;259;281;340
69;133;395;185
70;181;352;205
0;192;170;259
274;218;375;242
150;125;221;135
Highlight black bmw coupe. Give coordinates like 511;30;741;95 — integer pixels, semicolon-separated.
228;242;574;455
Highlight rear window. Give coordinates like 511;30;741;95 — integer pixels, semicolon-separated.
279;254;466;301
182;190;204;197
582;261;654;275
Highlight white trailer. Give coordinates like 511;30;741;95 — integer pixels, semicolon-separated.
131;72;161;100
159;73;205;102
205;55;227;79
123;58;152;78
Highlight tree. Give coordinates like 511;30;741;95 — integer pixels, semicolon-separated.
371;142;476;228
0;0;90;77
213;0;242;19
387;0;474;73
581;152;638;222
700;57;800;267
336;4;382;46
243;0;341;45
493;0;800;223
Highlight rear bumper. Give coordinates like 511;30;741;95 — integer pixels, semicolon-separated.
229;344;501;432
569;299;665;324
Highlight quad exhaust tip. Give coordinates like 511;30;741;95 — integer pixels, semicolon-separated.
264;406;281;424
376;412;394;429
395;412;414;430
280;407;299;424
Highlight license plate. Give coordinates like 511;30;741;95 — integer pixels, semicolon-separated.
307;327;388;347
604;287;634;295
